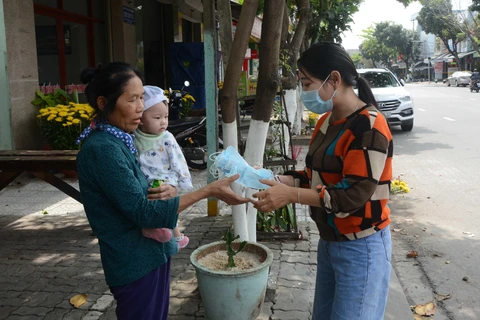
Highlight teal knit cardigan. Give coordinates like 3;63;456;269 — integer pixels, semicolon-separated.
77;131;179;287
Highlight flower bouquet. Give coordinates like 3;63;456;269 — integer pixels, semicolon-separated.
37;103;96;150
164;89;196;118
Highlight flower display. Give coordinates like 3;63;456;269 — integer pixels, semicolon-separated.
307;111;319;128
37;103;96;150
164;89;196;118
390;178;410;194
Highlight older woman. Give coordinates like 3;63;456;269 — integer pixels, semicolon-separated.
76;62;249;320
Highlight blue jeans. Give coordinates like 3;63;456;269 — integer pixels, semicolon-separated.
312;227;392;320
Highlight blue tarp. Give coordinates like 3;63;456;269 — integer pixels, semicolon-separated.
170;42;206;110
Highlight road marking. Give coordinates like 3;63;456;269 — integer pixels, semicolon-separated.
443;117;456;121
418;108;426;112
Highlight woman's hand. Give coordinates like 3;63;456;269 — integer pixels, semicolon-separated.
252;179;295;212
147;184;178;200
208;174;251;205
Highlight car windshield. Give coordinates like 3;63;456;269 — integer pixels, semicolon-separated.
359;72;400;88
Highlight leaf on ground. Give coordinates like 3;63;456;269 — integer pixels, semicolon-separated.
393;228;403;232
413;315;425;320
407;250;419;258
69;293;88;308
42;210;48;215
435;293;451;302
413;301;436;316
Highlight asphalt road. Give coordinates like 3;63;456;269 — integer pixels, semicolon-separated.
389;82;480;320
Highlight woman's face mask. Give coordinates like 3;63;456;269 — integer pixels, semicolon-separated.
301;73;336;115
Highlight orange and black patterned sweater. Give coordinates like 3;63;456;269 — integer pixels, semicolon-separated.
288;105;393;241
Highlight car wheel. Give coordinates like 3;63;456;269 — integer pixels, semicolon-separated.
401;123;414;131
447;81;451;87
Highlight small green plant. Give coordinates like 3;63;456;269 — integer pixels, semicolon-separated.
222;228;247;268
257;203;296;233
31;89;72;109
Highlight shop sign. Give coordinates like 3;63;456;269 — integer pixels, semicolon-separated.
123;6;135;25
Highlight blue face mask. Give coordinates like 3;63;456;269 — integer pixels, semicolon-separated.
301;73;336;114
210;146;274;190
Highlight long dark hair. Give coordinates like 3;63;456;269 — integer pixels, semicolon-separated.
297;42;377;108
80;62;144;120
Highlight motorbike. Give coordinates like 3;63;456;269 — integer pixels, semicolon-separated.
168;81;206;170
470;79;480;93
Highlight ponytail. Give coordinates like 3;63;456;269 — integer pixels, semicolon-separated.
356;76;378;108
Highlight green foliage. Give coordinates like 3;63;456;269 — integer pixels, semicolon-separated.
222;228;247;268
471;0;480;11
373;21;421;70
31;89;71;109
308;0;362;44
359;26;396;67
257;203;296;233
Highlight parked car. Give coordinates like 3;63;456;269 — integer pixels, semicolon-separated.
446;71;472;87
357;68;414;131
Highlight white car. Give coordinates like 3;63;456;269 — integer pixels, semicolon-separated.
357;68;414;131
446;71;471;87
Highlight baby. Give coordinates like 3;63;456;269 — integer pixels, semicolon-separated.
134;85;192;249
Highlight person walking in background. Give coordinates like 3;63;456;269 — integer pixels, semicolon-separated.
76;62;249;320
252;42;393;320
135;85;192;250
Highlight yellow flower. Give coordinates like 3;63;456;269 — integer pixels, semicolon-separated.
78;110;85;114
47;115;55;121
80;114;89;119
67;116;74;121
72;118;81;124
59;111;68;117
55;117;63;122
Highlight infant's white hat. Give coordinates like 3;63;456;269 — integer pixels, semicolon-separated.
143;85;169;111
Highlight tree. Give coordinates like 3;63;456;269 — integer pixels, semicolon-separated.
243;0;286;242
218;0;260;241
374;21;420;74
359;26;396;68
307;0;362;45
417;0;465;66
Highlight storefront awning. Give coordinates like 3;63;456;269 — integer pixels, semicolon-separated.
430;53;449;61
458;50;477;58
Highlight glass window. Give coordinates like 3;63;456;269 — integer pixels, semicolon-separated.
64;0;88;16
93;0;106;19
33;0;58;8
35;14;61;86
94;23;107;66
360;72;400;88
64;22;89;84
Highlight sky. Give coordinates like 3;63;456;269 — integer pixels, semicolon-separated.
340;0;472;50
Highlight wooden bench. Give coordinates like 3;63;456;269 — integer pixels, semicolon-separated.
0;150;81;203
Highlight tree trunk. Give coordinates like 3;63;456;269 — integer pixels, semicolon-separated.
220;0;260;124
243;0;285;242
219;0;259;241
217;0;233;74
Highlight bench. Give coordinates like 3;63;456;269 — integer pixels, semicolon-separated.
0;150;81;203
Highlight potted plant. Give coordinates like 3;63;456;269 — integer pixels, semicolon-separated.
190;229;274;320
36;102;96;150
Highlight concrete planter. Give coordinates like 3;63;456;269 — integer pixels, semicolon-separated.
190;241;274;320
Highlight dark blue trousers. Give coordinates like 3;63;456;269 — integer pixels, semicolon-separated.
110;258;171;320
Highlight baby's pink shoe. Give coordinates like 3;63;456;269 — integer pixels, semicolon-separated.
176;235;189;250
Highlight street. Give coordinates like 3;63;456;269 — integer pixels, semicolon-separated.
389;83;480;319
